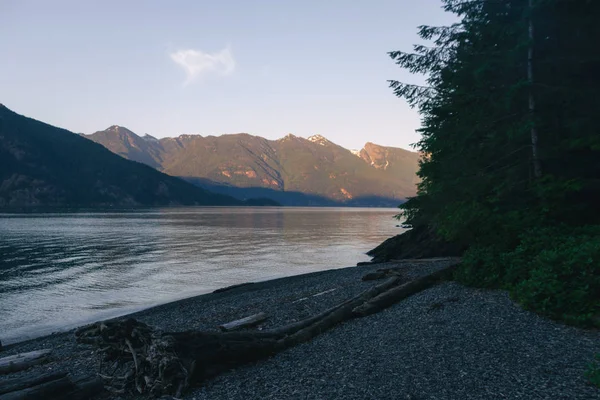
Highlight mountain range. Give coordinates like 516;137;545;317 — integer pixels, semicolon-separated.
85;126;420;206
0;105;276;208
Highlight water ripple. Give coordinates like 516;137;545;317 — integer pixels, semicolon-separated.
0;207;403;344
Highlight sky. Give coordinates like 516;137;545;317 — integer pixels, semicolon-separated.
0;1;457;151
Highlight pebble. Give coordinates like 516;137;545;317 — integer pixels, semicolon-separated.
1;259;599;400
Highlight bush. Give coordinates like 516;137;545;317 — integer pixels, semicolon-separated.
586;354;600;388
455;244;507;288
509;227;600;327
456;225;600;327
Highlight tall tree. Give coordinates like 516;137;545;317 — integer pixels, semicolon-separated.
385;0;600;325
389;0;600;245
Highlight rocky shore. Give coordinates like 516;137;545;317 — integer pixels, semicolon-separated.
1;259;599;399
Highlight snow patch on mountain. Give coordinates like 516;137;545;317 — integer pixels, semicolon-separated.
308;134;329;146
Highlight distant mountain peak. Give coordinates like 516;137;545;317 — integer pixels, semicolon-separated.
278;133;298;142
0;105;245;207
307;134;330;146
142;134;159;142
105;125;136;135
85;124;421;205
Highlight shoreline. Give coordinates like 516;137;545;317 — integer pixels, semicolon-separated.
2;259;414;351
2;258;599;399
1;260;396;349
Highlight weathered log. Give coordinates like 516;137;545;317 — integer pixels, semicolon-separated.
0;373;103;400
356;261;374;266
352;264;458;316
361;271;387;281
0;376;72;400
0;372;67;395
0;349;52;375
271;276;401;337
362;266;405;282
55;375;104;400
278;276;405;347
75;264;458;398
218;312;268;332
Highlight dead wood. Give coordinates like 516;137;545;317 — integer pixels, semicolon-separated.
0;350;52;375
75;264;457;398
56;375;104;400
0;372;67;395
0;375;71;400
353;264;458;317
361;266;405;282
0;373;103;400
361;271;388;281
219;312;268;332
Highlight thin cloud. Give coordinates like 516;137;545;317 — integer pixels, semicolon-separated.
170;46;235;85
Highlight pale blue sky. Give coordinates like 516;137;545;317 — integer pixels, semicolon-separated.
0;1;456;150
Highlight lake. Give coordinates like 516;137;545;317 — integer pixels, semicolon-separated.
0;207;402;344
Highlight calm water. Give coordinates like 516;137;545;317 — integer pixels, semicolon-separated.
0;207;402;344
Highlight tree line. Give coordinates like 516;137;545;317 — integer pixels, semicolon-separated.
390;0;599;327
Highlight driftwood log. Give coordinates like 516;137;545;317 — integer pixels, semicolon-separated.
75;263;458;398
0;350;52;375
219;312;268;332
353;266;456;316
0;372;68;396
0;372;103;400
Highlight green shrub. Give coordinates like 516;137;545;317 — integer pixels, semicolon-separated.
455;245;507;288
510;228;600;327
455;225;600;327
586;354;600;388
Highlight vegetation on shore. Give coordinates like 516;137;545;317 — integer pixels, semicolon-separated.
383;0;599;385
587;354;600;388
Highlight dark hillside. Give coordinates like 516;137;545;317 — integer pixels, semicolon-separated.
0;105;243;207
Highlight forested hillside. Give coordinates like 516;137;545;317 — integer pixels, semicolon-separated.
86;129;420;206
0;105;245;207
378;0;600;329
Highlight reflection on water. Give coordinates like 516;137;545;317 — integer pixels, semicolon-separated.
0;207;403;344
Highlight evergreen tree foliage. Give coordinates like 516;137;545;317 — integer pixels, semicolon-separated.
389;0;600;327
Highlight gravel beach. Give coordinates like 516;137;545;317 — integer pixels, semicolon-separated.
1;259;599;399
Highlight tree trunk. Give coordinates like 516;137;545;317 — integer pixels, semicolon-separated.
528;0;542;178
